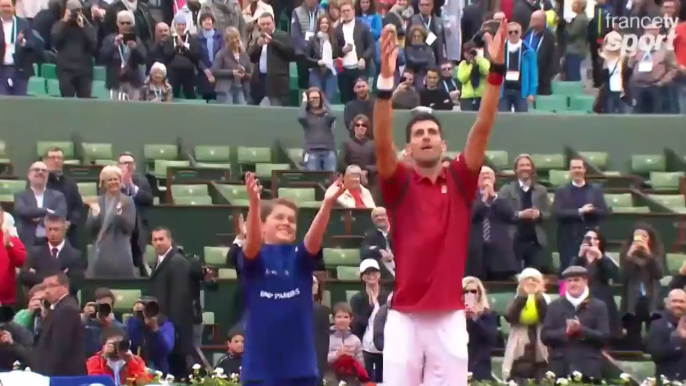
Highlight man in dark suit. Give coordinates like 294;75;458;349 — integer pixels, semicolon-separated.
34;272;86;376
360;207;395;280
554;158;608;273
14;162;68;247
248;12;295;106
406;0;446;66
499;154;552;272
334;0;374;104
20;214;86;297
118;152;154;276
467;166;518;281
0;0;37;96
43;147;83;248
523;10;557;95
149;227;194;379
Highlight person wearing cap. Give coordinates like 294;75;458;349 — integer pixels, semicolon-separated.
140;61;173;101
502;267;549;383
100;10;147;100
541;266;609;381
343;77;375;134
167;13;199;99
349;258;391;382
52;0;97;98
336;165;376;208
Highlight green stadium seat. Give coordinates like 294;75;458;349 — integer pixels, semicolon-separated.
552;252;561;273
28;77;47;96
92;80;109;99
0;140;6;161
485;150;508;169
278;187;316;202
613;206;650;213
145;245;156;267
95;159;117;166
174;195;212;205
548;170;569;187
552;81;583;97
218;268;237;279
37;141;74;159
0;194;12;202
194;145;231;164
547;193;555;203
33;63;39;76
444;151;460;160
202;312;215;325
499;316;511;337
76;182;98;197
204;246;229;266
615;360;655;382
215;184;248;204
491;356;504;380
41;63;57;79
322;290;332;308
578;151;609;170
171;184;209;197
93;66;106;82
153;160;190;178
145;144;179;161
237;147;272;164
83;143;113;163
649;171;684;192
568;95;595;113
488;292;514;316
631;154;666;173
323;248;360;266
46;79;60;96
0;180;25;195
346;290;357;304
111;289;141;312
648;194;685;208
534;95;568;112
605;193;633;208
666;253;686;275
287;148;303;163
336;266;360;281
530;153;565;171
255;163;290;179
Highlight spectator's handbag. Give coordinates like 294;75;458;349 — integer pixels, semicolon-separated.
332;354;370;383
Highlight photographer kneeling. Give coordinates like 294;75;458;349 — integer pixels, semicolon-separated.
0;306;34;370
83;288;126;357
86;330;152;385
126;297;175;375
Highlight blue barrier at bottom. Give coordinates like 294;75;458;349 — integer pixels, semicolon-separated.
0;372;116;386
50;375;116;386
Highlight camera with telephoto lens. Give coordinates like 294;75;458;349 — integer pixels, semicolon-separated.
90;302;112;319
472;19;501;48
135;297;160;320
0;306;15;324
115;339;130;353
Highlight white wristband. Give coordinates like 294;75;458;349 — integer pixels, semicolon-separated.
376;76;394;91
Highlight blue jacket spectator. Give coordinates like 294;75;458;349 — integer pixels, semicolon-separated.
355;0;382;65
498;24;538;113
126;315;175;375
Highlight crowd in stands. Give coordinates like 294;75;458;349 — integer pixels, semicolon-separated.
0;0;684;113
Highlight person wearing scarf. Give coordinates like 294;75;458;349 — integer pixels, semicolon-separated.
140;61;172;101
305;15;338;102
541;266;610;382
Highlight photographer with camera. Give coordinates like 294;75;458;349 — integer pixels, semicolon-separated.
51;0;98;98
12;283;48;343
83;287;126;357
457;41;490;111
86;330;152;385
125;297;175;375
187;250;218;349
0;305;33;371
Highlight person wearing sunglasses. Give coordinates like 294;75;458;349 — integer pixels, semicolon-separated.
14;161;67;247
498;21;537;112
463;277;498;381
341;114;376;177
100;10;147;101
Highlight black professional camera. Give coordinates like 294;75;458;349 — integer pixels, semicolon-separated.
0;306;15;324
90;303;112;319
134;297;160;320
115;339;131;353
472;19;501;48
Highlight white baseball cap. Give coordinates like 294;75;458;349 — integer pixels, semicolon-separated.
359;259;380;275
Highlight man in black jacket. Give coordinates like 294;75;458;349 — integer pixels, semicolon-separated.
0;0;37;96
541;266;609;381
34;272;86;376
52;0;97;98
43;147;83;247
149;227;194;379
360;207;395;280
646;289;686;380
0;306;33;370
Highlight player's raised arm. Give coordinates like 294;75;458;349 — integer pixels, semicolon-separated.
374;26;400;180
304;178;346;255
463;19;507;172
243;172;263;259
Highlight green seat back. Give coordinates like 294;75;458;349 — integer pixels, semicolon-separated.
0;179;26;195
552;81;583;97
216;184;248;203
548;170;570;187
77;182;98;197
145;245;156;267
153;160;190;178
649;171;684;192
278;187;316;202
568;95;595;113
83;143;113;161
336;266;360;281
202;311;215;325
485;151;508;169
37;141;74;159
204;246;229;266
92;80;110;99
605;193;633;208
41;63;57;79
195;145;230;162
615;360;655;382
631;154;666;173
144;144;179;161
488;292;514;316
552;252;561;273
111;289;142;312
237;147;272;164
174;195;212;205
28;77;47;96
578;151;609;170
534;95;568;112
95;159;117;166
46;79;60;96
93;66;106;82
287;148;303;161
217;268;237;279
648;194;685;208
530;153;565;171
666;253;686;275
548;193;555;203
323;248;360;266
171;184;209;197
612;206;650;213
255;163;291;179
0;141;6;158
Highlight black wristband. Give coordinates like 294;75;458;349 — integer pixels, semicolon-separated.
376;89;393;100
489;63;506;75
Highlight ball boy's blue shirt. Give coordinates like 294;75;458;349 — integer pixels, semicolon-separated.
238;241;321;381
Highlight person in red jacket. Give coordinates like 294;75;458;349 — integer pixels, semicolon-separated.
86;330;152;386
0;218;26;306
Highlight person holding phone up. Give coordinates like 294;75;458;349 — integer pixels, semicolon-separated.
100;10;147;101
463;276;498;381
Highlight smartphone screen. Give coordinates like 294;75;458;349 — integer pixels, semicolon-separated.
464;293;476;307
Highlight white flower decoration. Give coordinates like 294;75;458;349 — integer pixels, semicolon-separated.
672;381;683;386
508;380;518;386
467;372;473;380
12;361;20;367
192;363;201;371
165;374;175;382
556;378;569;385
572;370;583;381
214;367;225;375
620;373;631;381
155;370;164;378
545;371;556;380
338;381;347;386
24;367;31;372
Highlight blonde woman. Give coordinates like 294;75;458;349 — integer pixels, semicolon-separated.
598;31;630;114
463;276;498;381
502;268;550;383
212;27;252;104
86;166;137;278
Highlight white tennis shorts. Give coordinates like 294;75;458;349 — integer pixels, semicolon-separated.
383;309;469;386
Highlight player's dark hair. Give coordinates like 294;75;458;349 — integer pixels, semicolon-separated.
227;325;244;341
260;198;299;222
405;113;443;143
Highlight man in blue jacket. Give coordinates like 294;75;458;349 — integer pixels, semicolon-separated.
0;0;37;96
498;21;537;112
125;297;176;375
